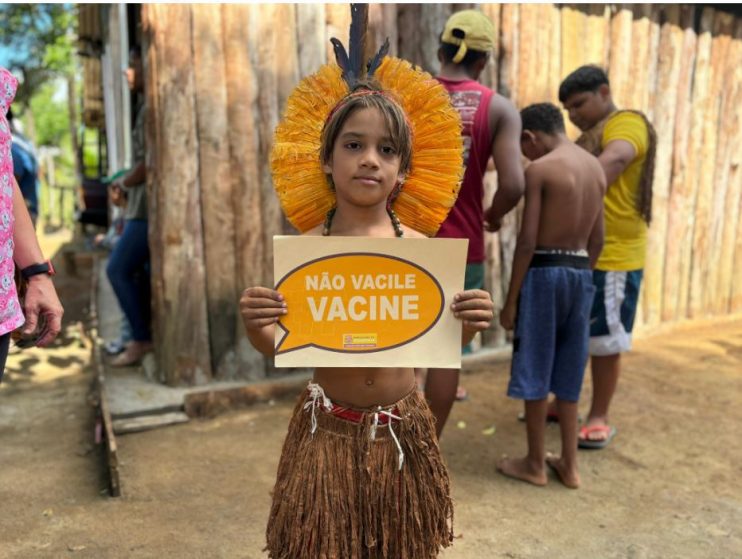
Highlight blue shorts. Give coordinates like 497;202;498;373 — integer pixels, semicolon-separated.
508;254;595;402
589;269;643;356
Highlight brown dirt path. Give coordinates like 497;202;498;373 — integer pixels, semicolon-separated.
1;234;740;558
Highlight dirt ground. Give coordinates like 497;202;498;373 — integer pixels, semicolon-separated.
1;232;741;559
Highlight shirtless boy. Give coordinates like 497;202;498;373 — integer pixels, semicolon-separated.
497;103;605;488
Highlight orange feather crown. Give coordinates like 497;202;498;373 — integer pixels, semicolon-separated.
270;9;464;237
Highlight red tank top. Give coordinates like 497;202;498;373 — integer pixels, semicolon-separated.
435;77;494;263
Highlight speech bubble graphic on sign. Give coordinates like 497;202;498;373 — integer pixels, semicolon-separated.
275;253;444;355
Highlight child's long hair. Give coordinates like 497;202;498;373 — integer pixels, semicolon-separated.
320;83;413;178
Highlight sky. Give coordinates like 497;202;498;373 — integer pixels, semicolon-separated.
0;44;13;68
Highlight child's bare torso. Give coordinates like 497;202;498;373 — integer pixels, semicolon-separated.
314;367;417;408
531;144;604;250
304;221;422;408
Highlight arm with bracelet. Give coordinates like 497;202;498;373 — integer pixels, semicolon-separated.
12;176;63;347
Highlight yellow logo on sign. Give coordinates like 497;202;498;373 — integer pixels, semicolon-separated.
275;253;444;354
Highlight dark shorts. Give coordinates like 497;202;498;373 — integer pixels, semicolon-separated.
465;262;485;291
508;254;595;402
0;333;11;383
463;263;485;354
589;269;643;355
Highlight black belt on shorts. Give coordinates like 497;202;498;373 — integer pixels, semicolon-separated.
530;252;591;269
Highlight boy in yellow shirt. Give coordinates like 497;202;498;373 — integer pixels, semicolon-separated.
559;65;656;449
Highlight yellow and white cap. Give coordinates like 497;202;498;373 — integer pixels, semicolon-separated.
441;10;496;63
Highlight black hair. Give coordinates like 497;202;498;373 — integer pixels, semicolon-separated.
438;36;488;71
6;106;14;121
558;65;609;102
129;44;142;59
520;103;565;135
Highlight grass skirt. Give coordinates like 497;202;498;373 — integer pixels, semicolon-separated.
266;386;453;558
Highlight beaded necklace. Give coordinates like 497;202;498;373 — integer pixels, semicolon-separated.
322;207;404;238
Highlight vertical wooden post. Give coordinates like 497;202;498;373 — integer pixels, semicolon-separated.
191;5;238;378
480;4;501;91
247;5;283;294
586;4;611;68
496;4;522;344
546;5;562;105
644;5;683;327
222;4;267;379
608;6;633;109
559;5;582;139
706;12;737;315
677;9;713;320
662;6;697;322
142;4;213;385
397;4;467;73
296;4;327;77
726;22;742;314
688;8;719;319
499;4;519;102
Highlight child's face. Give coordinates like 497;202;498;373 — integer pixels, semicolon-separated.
322;107;404;209
562;86;610;131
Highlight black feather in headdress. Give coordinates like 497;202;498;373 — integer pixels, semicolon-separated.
330;3;389;88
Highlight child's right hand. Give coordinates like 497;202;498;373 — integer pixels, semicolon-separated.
239;287;287;331
499;301;517;331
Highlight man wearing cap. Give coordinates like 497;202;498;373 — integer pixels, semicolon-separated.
424;9;525;438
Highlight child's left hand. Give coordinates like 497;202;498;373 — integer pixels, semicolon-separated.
451;289;494;333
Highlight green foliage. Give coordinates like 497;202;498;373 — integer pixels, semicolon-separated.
81;128;103;178
0;4;77;106
28;81;70;146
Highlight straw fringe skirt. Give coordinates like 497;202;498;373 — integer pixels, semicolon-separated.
266;387;453;559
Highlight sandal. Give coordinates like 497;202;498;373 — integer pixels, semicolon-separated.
578;424;617;449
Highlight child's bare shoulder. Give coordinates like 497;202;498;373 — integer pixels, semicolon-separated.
524;157;552;181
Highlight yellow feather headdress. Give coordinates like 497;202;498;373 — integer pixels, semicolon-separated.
271;5;464;237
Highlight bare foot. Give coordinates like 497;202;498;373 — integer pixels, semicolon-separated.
496;456;547;486
545;453;580;489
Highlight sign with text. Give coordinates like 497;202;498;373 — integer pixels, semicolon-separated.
273;236;468;368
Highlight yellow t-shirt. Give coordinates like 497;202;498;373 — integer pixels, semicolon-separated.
597;112;649;271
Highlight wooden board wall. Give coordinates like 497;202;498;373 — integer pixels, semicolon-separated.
141;4;742;384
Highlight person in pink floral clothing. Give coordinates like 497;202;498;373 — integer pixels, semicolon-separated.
0;67;64;380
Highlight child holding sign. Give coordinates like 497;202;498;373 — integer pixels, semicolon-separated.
497;103;605;489
240;7;493;558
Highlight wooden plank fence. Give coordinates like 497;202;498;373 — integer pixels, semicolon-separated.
139;4;742;385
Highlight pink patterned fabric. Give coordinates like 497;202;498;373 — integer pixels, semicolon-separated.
0;68;24;335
